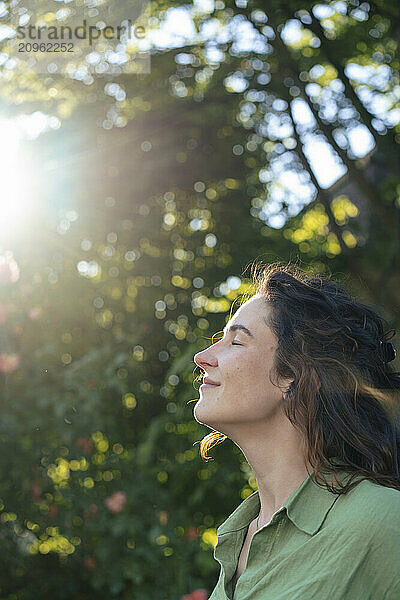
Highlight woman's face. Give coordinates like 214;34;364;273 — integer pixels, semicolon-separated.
193;296;292;434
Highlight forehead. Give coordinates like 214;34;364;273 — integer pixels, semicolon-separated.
226;296;271;333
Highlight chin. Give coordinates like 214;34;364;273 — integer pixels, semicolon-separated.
193;399;217;428
194;404;229;436
193;400;207;426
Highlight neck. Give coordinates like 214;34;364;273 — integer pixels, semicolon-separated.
232;411;313;527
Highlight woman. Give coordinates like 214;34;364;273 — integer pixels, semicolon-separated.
193;262;400;600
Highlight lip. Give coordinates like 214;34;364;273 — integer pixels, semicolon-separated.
201;378;221;388
200;383;220;389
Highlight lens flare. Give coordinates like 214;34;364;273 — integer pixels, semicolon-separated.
0;118;35;241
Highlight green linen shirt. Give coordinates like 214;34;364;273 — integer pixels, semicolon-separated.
209;468;400;600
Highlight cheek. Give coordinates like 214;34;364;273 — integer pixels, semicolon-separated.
241;362;278;399
220;350;275;393
223;358;263;394
222;361;247;388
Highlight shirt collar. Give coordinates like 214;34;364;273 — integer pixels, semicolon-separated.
217;463;353;537
283;469;343;535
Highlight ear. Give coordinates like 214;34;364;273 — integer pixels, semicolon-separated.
281;378;295;396
281;367;321;397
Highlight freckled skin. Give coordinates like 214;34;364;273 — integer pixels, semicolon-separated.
193;296;293;443
193;295;313;533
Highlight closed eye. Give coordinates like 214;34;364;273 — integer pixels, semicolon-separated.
231;342;242;346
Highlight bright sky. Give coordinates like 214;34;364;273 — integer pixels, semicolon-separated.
144;5;382;200
1;2;397;234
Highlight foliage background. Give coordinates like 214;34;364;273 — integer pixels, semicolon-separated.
0;0;399;598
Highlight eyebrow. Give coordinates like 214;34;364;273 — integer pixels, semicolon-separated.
223;323;254;338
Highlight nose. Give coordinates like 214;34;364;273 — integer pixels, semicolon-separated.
194;346;218;370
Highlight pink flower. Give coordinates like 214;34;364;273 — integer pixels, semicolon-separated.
84;556;96;570
159;510;168;525
75;437;94;454
31;483;42;501
0;253;20;284
181;591;208;600
184;526;198;541
0;353;20;373
83;504;98;520
190;591;208;600
104;491;127;514
0;304;7;325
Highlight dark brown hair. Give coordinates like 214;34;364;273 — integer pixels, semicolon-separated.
199;262;400;493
